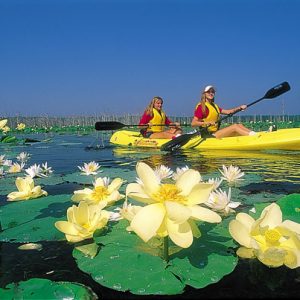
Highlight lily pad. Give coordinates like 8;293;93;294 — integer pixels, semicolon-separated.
0;194;72;242
248;193;300;221
0;278;97;299
73;219;237;295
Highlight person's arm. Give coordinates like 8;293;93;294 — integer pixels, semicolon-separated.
191;116;215;127
221;105;247;115
165;116;181;128
139;112;152;129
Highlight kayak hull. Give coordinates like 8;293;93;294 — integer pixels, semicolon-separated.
109;128;300;151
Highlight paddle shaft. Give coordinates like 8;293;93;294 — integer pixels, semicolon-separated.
95;121;186;131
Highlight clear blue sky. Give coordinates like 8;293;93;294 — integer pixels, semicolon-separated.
1;0;299;117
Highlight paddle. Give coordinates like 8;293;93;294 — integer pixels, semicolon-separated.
95;121;186;131
161;81;291;152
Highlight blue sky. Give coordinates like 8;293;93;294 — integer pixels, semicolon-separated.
1;0;299;117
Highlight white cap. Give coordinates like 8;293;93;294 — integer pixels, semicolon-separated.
204;85;215;92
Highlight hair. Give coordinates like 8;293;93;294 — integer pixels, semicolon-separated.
199;88;215;114
145;96;163;116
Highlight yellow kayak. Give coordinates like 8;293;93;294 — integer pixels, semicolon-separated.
109;128;300;151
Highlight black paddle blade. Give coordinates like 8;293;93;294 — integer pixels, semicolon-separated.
95;121;125;131
264;81;290;99
160;131;199;151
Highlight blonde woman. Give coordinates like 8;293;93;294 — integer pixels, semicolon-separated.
191;85;256;138
139;96;182;139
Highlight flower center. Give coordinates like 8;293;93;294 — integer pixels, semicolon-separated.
265;229;281;244
152;184;186;203
93;186;109;201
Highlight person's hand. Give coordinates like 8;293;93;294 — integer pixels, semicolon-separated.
206;121;215;127
240;105;247;111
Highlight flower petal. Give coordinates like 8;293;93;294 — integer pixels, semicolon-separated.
190;205;221;223
165;201;191;223
186;183;214;205
131;203;165;242
167;218;193;248
136;162;160;195
229;219;252;248
176;169;201;195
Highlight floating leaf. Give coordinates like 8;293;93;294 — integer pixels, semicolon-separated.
0;278;97;299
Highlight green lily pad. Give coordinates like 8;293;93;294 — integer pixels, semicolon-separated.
0;194;72;242
73;219;237;295
62;172;101;185
277;193;300;222
0;278;97;299
35;175;65;186
247;193;300;221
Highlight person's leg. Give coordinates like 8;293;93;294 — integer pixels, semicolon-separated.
214;124;254;138
150;131;175;139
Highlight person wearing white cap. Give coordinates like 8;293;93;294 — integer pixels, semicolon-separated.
191;85;256;138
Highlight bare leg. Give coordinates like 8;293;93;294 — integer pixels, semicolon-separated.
214;124;252;138
150;128;182;139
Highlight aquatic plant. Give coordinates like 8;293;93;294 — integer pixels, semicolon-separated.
126;162;221;259
7;177;48;201
55;201;110;243
71;176;124;206
78;161;102;176
229;202;300;269
205;187;241;215
219;164;245;185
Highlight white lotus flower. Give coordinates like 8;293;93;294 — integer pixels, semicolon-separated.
25;164;46;178
41;162;53;176
16;152;30;163
154;165;173;180
0;155;6;165
207;177;223;190
219;165;244;184
78;161;102;176
172;165;190;181
8;162;25;173
3;159;12;166
205;188;241;215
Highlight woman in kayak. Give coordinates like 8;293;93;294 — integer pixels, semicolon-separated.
139;96;182;139
191;85;256;138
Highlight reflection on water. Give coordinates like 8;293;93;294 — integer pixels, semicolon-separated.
112;146;300;184
1;134;300;299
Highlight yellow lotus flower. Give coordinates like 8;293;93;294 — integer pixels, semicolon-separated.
16;123;26;130
229;203;300;269
126;162;221;248
0;119;8;130
8;162;25;173
55;202;110;243
71;177;124;206
2;126;10;133
7;177;48;201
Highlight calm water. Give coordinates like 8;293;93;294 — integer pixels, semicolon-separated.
1;132;300;299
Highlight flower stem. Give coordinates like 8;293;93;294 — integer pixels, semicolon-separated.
163;236;169;262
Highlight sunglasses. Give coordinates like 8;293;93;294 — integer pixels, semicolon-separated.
206;90;215;94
